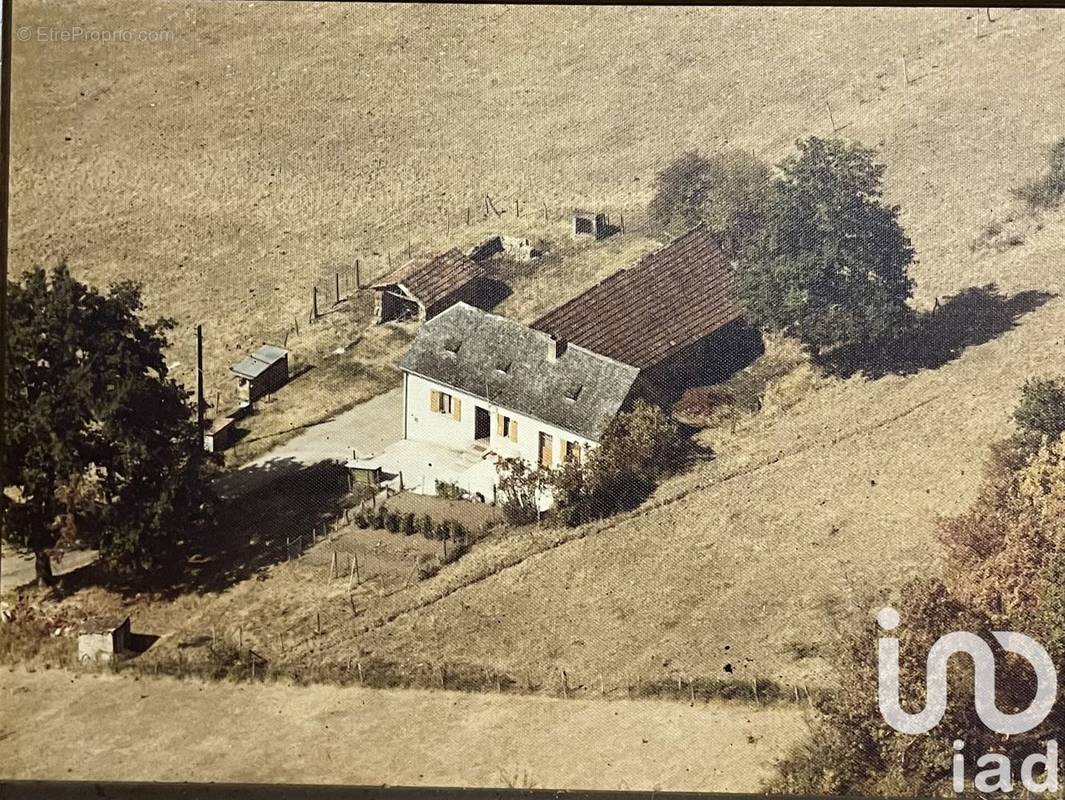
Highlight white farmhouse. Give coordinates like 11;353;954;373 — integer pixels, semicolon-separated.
388;302;640;502
375;226;761;505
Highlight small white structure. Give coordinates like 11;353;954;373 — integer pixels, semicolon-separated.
78;616;130;664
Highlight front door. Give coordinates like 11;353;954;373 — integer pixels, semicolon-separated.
475;406;491;441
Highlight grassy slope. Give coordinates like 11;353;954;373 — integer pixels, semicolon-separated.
15;5;1055;388
343;9;1065;688
10;1;1065;690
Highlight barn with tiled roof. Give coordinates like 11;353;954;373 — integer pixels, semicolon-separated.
531;226;761;400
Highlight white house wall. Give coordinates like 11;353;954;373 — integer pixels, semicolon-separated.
403;372;596;469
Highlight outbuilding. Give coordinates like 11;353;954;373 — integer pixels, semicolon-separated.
77;616;131;664
230;344;289;405
203;416;238;453
371;248;488;325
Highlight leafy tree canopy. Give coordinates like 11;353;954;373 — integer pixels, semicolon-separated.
553;400;684;526
1;263;215;585
738;137;916;353
648;149;774;256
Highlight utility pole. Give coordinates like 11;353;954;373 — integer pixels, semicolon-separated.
0;1;11;465
195;324;205;441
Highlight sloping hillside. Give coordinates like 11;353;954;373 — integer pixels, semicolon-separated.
12;4;1061;395
10;0;1065;689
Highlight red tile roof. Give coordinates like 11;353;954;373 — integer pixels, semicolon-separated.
531;227;742;369
372;248;486;311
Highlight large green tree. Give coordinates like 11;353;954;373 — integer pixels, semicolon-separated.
648;149;774;256
1;264;214;585
739;137;916;354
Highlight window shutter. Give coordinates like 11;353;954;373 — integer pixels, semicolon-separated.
452;398;462;421
509;419;518;442
430;390;439;412
496;413;504;435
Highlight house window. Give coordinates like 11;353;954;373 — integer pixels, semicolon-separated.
430;390;461;420
564;439;583;464
497;413;518;442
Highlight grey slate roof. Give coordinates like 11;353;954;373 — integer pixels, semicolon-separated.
399;303;640;441
230;344;288;380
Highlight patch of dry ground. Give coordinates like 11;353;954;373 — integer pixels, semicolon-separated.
0;668;805;792
7;2;1065;789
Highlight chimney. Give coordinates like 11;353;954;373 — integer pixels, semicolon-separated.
546;335;567;363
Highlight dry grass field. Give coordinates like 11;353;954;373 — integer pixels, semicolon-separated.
15;5;1060;394
0;668;805;792
7;1;1065;789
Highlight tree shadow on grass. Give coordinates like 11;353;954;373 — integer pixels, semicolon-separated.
60;456;353;600
819;284;1056;379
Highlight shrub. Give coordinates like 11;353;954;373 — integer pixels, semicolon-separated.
442;536;469;565
448;520;467;543
1014;376;1065;443
553;400;684;526
414;554;440;581
434;480;466;500
496;457;545;526
371;507;386;529
354;512;370;529
433;522;450;541
402;512;416;535
418;513;434;538
385;510;401;533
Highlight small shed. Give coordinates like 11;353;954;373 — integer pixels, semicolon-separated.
371;248;487;325
230;344;289;405
572;209;609;240
203;416;238;453
78;616;131;664
344;457;383;489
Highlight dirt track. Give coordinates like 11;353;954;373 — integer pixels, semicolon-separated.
0;668;805;791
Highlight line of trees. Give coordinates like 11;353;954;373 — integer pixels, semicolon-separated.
649;137;916;360
1;264;215;585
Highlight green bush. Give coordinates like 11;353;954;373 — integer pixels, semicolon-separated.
442;537;469;565
433;522;450;541
495;457;545;526
1014;376;1065;442
434;480;466;500
354;512;370;529
448;520;466;543
371;507;386;529
418;514;433;538
385;510;401;533
553;400;684;526
402;512;416;535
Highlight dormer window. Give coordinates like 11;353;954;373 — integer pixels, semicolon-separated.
442;337;461;356
494;358;512;375
564;383;583;402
